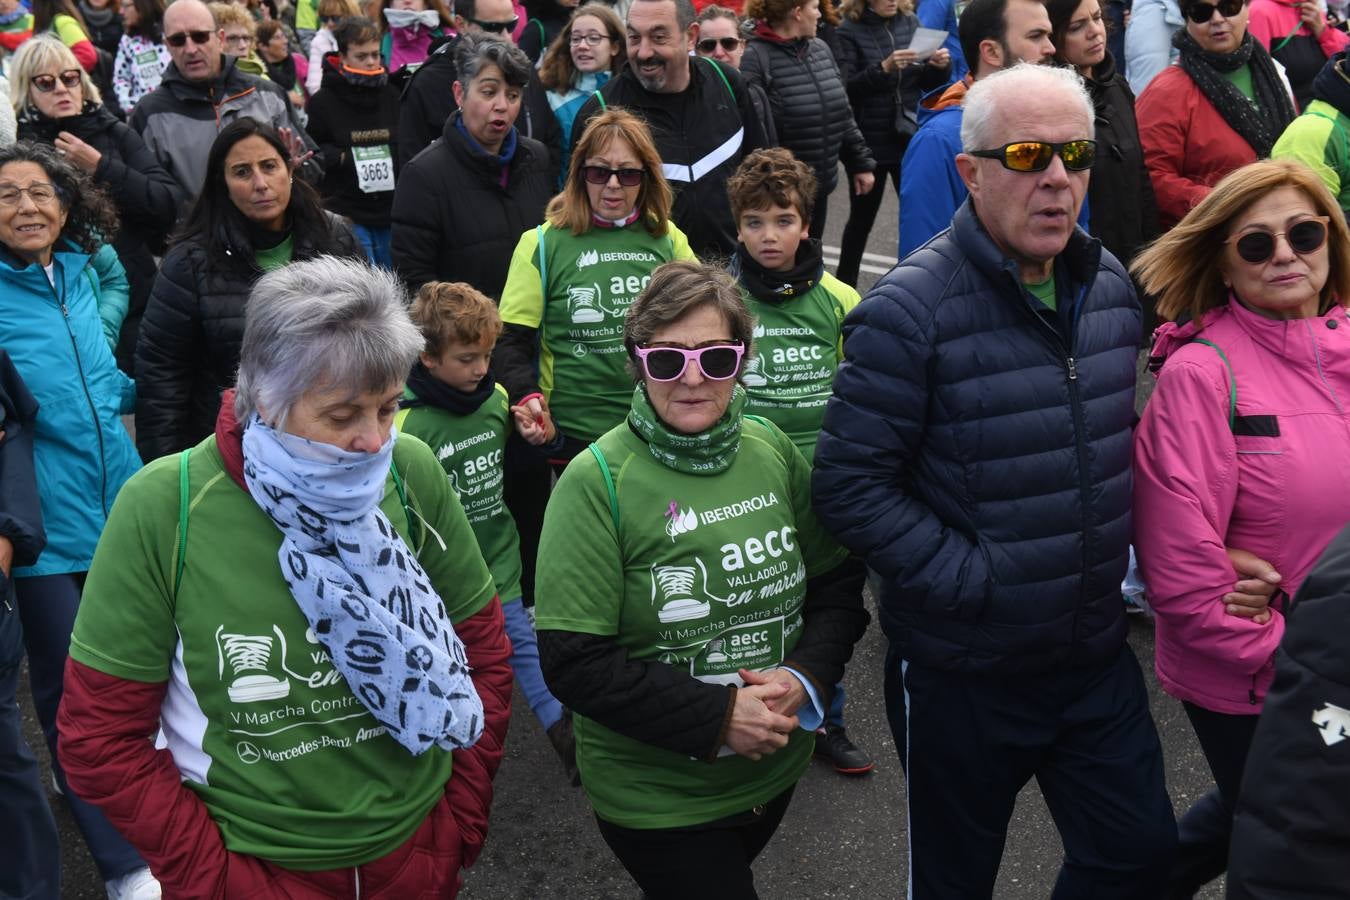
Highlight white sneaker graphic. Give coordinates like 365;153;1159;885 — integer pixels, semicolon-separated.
651;563;712;623
742;354;768;387
216;625;291;703
567;284;605;323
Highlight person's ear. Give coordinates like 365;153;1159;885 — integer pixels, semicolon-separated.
955;152;980;195
452;78;465;106
419;350;439;368
685;20;699;52
217;27;228;45
978;37;1003;72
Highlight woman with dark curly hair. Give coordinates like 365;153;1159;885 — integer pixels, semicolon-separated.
135;117;360;462
0;140;155;900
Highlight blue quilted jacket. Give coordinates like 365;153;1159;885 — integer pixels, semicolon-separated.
813;199;1139;673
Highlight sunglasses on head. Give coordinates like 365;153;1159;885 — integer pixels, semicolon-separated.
582;165;645;186
165;29;213;46
31;69;82;92
1184;0;1244;22
470;15;519;33
1226;216;1330;264
697;36;741;53
968;139;1097;172
634;343;745;382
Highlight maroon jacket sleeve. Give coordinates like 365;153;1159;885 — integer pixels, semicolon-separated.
57;659;243;898
445;596;513;868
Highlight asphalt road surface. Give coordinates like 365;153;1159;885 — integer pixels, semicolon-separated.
30;180;1226;898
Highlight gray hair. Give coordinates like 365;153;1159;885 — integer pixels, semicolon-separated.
233;256;422;427
961;63;1094;153
623;260;756;381
454;31;532;87
630;0;699;32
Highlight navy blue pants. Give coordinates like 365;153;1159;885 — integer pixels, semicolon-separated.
14;573;146;883
892;644;1177;899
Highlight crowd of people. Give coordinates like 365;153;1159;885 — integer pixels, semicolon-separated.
1;0;1349;894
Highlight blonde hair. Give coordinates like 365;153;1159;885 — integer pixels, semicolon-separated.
409;282;503;354
209;1;255;33
841;0;914;20
547;108;674;237
317;0;361;19
9;34;101;112
1131;159;1350;323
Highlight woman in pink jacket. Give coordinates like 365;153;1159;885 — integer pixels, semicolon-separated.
1132;158;1350;897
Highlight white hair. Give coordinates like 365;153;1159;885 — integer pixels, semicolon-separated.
233;256;422;427
961;63;1094;153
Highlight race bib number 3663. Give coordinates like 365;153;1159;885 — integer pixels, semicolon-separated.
353;144;395;194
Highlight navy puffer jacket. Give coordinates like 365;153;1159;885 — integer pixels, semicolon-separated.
813;199;1140;673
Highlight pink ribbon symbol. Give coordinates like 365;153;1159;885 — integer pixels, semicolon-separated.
665;500;679;519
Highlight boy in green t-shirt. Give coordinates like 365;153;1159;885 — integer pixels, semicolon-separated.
399;282;576;783
726;148;873;776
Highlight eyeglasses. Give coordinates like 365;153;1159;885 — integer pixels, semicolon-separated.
968;139;1097;172
582;165;645;186
1226;216;1330;264
697;37;741;53
1183;0;1245;22
319;14;341;23
634;343;746;381
31;69;82;92
165;29;214;46
0;183;59;207
223;32;254;45
570;31;610;45
470;16;519;33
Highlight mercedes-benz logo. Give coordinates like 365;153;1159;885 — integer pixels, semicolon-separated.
237;741;261;764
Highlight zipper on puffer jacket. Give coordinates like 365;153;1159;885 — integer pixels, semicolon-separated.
47;264;109;516
353;866;361;898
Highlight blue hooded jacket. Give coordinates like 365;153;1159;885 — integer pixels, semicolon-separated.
0;246;140;576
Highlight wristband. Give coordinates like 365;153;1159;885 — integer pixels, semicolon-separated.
517;391;545;408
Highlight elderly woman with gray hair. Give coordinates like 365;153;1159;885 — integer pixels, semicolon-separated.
56;256;514;898
534;260;869;898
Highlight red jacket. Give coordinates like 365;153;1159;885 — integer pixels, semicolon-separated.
1137;64;1260;227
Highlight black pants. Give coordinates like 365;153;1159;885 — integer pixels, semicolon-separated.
502;433;552;606
1167;703;1260;899
809;181;831;242
596;786;794;900
894;644;1177;899
837;166;900;287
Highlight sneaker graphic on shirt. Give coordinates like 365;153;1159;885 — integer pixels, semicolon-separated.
216;624;292;703
567;283;605;324
1313;702;1350;746
651;562;712;623
742;354;768;387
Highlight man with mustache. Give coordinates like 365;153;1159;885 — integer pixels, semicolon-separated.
571;0;770;259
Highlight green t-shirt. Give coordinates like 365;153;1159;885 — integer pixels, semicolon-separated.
1271;99;1350;214
68;434;497;869
396;383;523;602
1026;272;1057;312
535;415;848;829
739;273;859;462
1222;64;1255;103
255;233;294;273
498;220;697;443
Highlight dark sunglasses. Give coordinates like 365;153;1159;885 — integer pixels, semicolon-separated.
469;15;519;33
319;13;341;22
32;69;82;92
968;139;1096;172
582;165;645;186
634;343;745;381
697;36;741;53
1226;217;1329;264
165;29;213;46
1184;0;1245;22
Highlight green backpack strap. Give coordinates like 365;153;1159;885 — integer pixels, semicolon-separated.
587;443;620;533
536;224;548;296
1193;338;1237;430
174;448;191;598
593;88;606;109
531;17;545;48
702;55;736;102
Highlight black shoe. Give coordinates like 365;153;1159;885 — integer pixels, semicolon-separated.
814;724;874;775
547;710;581;786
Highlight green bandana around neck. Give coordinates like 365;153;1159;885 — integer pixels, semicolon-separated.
627;382;746;475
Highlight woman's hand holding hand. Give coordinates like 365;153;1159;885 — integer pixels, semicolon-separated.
726;681;798;761
54;132;101;173
739;667;808;718
1223;546;1282;625
927;48;951;68
511;396;557;446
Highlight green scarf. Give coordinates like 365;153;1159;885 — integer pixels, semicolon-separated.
627;383;746;475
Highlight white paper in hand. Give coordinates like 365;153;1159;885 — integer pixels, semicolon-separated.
908;27;948;60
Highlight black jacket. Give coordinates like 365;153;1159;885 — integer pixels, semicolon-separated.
741;30;875;196
17;101;180;371
395;36;562;172
1083;52;1159;271
837;8;950;166
0;349;44;671
518;0;569;65
390;109;553;297
813;200;1140;674
1228;523;1350;899
573;58;769;259
134;213;360;460
305;56;402;226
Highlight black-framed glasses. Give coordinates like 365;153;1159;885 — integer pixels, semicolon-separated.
697;36;742;53
582;165;645;186
165;29;213;46
634;343;746;381
0;183;59;207
1226;217;1330;264
968;139;1096;172
570;31;610;45
31;69;82;92
470;15;519;33
1183;0;1245;22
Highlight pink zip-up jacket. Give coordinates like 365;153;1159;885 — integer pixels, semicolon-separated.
1134;296;1350;714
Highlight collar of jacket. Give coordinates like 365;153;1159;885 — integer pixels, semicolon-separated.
0;243;90;290
951;196;1102;302
162;54;248;101
1314;50;1350;113
443;108;522;177
1086;50;1120;91
16;99;112;142
613;55;729;108
1151;294;1347;372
